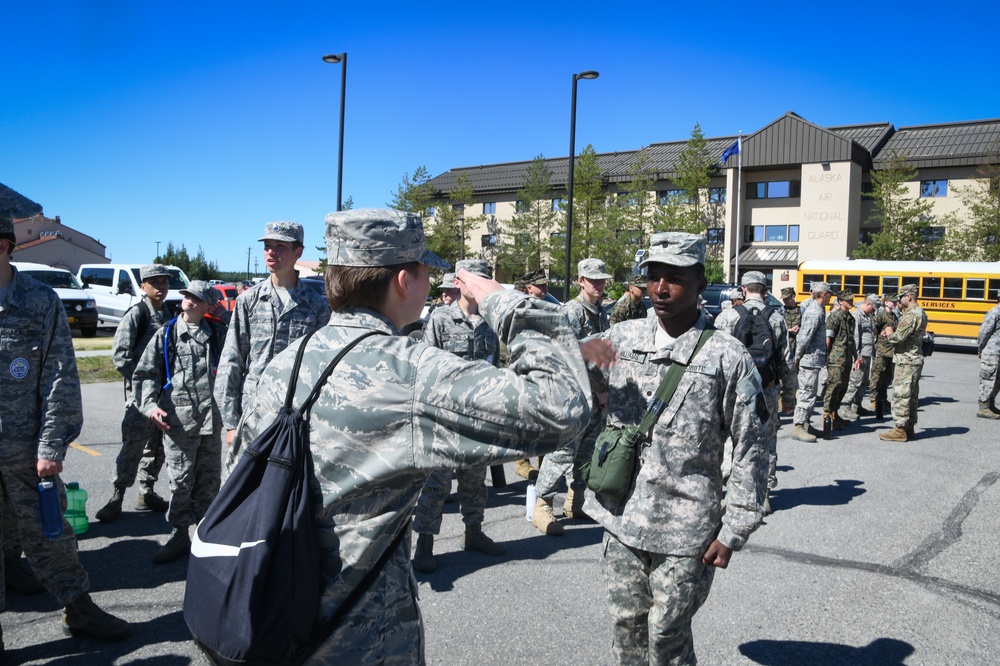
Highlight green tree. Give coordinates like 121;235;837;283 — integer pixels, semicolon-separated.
156;242;191;273
389;166;435;214
854;152;938;260
600;148;655;279
497;155;556;278
549;144;606;288
426;177;472;267
653;123;716;236
940;145;1000;261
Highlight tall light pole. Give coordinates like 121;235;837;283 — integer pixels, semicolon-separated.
563;70;599;302
155;240;161;259
322;52;348;211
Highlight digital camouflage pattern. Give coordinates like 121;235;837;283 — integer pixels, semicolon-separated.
870;306;899;404
846;305;875;409
0;267;90;609
214;278;330;431
562;293;610;339
227;289;591;665
978;302;1000;404
608;293;646;326
824;307;855;414
887;303;928;428
794;298;827;426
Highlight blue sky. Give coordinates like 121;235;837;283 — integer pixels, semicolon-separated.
3;1;998;271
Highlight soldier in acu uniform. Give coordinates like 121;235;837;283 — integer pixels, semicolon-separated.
513;268;551;481
842;293;879;420
976;291;1000;419
823;289;857;433
227;208;599;665
869;293;899;414
879;284;928;442
585;232;768;666
792;282;834;442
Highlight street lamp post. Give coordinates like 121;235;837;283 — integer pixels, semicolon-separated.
322;52;348;212
563;70;599;302
155;240;161;259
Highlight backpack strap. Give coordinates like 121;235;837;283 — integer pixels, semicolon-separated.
635;327;715;437
161;317;179;390
282;330;387;414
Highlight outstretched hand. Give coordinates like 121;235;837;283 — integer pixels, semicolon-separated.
455;269;503;303
580;338;617;369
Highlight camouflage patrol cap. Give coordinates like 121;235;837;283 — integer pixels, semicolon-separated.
882;293;899;303
455;259;491;279
0;215;14;244
728;287;745;301
259;221;304;245
780;287;796;299
578;258;613;280
898;283;918;297
325;208;450;269
865;293;882;306
741;271;766;286
513;280;526;291
140;264;171;281
180;280;220;306
630;274;648;289
438;273;457;289
810;281;834;294
522;268;549;286
639;232;706;268
836;289;855;302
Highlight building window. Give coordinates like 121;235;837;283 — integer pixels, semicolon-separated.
657;189;685;205
749;225;798;242
552;198;566;212
452;203;464;213
765;225;787;242
746;180;801;199
920;180;948;198
753;226;765;242
424;206;435;217
515;200;529;214
788;225;799;242
706;228;724;245
481;234;497;248
709;187;727;204
920;226;946;242
483;202;497;215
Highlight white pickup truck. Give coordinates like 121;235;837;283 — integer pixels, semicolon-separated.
77;263;189;326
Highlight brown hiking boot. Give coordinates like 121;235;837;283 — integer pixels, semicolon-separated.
978;402;1000;419
514;458;539;481
135;491;169;512
94;487;125;523
153;528;191;564
791;424;817;443
879;427;909;442
532;497;564;536
562;487;592;521
462;525;506;556
5;557;44;595
62;593;130;641
412;533;436;573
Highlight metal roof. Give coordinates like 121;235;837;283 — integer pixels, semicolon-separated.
735;245;799;267
873;118;1000;169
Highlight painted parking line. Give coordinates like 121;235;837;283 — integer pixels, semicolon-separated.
70;442;101;457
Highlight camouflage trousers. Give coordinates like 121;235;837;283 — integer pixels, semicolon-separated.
823;361;852;414
535;406;603;501
0;465;89;610
793;364;823;426
601;531;714;666
412;466;488;534
114;402;166;493
869;356;894;406
891;362;923;429
846;355;872;408
979;354;1000;405
162;430;222;529
2;502;22;560
722;386;780;491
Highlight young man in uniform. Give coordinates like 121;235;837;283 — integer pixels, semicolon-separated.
585;232;768;665
977;290;1000;419
513;268;552;481
870;293;899;415
608;275;648;326
823;289;857;433
779;286;801;415
792;282;833;442
842;294;879;420
95;264;174;522
227;208;597;664
879;284;928;441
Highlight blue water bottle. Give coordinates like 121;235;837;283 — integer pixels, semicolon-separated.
38;477;64;540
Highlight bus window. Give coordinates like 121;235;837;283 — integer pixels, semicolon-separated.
967;279;985;300
844;275;861;292
922;277;941;299
803;274;824;288
990;279;1000;300
882;276;900;294
826;275;843;291
863;276;880;294
902;276;921;290
943;278;963;300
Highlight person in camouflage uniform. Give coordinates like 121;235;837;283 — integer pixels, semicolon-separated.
513;268;551;481
842;294;879;420
412;260;505;572
869;293;899;415
823;289;858;432
133;281;228;564
792;282;833;442
608;275;647;326
976;291;1000;419
0;219;130;649
711;287;747;332
585;232;767;666
227;208;596;664
532;257;612;536
215;221;331;447
879;284;928;441
780;287;801;414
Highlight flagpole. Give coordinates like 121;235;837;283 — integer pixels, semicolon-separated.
733;133;742;282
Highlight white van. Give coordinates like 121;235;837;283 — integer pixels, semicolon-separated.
77;263;190;326
13;262;100;337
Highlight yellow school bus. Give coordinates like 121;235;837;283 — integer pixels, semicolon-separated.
796;259;1000;340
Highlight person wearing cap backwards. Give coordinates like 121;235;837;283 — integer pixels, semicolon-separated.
0;216;130;648
215;221;330;448
531;257;613;535
869;293;900;414
842;294;880;420
226;208;598;664
411;260;506;572
879;284;928;441
584;232;767;665
791;281;834;442
133;281;229;564
823;289;858;432
977;290;1000;419
609;274;649;326
94;263;176;523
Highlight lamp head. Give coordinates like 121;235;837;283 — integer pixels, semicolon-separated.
322;54;344;64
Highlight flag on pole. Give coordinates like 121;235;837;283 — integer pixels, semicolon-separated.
721;138;740;164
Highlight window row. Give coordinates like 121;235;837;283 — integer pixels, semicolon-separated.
656;188;727;205
747;180;801;199
744;225;800;243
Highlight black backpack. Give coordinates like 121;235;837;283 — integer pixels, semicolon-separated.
183;329;385;665
732;304;779;387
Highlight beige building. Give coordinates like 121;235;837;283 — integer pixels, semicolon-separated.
425;112;1000;292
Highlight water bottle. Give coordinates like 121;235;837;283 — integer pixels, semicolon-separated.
38;478;63;540
525;484;537;522
65;482;89;535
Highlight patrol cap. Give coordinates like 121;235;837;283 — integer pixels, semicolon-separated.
0;215;14;245
883;292;899;303
513;279;526;291
180;280;220;306
522;268;549;286
639;232;706;269
455;259;491;279
438;273;457;290
325;208;450;270
741;271;766;286
578;258;613;280
259;221;304;245
898;284;918;297
836;288;855;302
780;287;796;299
865;293;882;306
728;287;745;301
630;275;648;289
810;281;834;294
140;264;172;281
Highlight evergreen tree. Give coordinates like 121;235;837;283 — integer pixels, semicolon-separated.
854;152;938;260
549;145;606;287
426;177;472;267
389;166;435;214
940;144;1000;261
497;155;556;278
600;148;655;279
652;123;715;236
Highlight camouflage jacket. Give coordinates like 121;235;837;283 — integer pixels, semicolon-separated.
796;298;828;367
214;278;330;431
712;306;740;334
873;307;899;358
608;294;646;326
562;294;610;396
978;304;1000;357
783;304;802;344
0;267;82;466
888;304;928;365
228;289;591;665
825;307;856;367
133;317;227;436
584;313;768;556
851;306;875;358
112;297;172;399
423;302;499;366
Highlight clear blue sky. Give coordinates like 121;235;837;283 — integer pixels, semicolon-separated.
3;1;998;271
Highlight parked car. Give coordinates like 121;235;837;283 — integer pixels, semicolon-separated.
700;283;741;318
77;263;189;326
13;262;99;337
212;284;238;312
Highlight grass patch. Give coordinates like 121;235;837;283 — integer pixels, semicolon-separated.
77;356;121;384
73;336;114;352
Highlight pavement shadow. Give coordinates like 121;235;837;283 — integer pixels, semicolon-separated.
79;530;190;592
919;396;958;407
913;426;970;440
770;479;865;513
739;636;914;665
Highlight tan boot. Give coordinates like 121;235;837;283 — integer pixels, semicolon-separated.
514;459;539;480
978;402;1000;419
135;491;169;512
62;593;130;641
532;497;564;536
791;424;817;443
879;427;909;442
563;487;593;521
412;533;436;573
462;525;506;556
